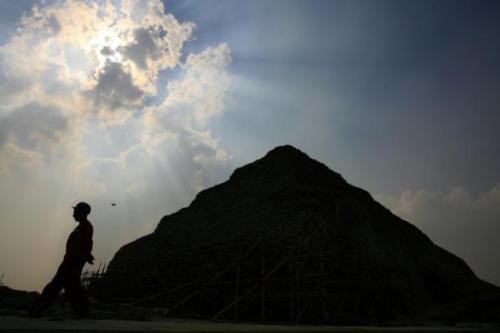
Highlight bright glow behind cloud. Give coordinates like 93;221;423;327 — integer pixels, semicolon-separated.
0;0;232;290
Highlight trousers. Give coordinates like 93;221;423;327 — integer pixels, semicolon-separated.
33;259;89;317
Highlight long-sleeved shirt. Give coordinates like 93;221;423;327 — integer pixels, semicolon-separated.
64;221;93;263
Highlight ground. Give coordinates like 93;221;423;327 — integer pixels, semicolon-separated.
0;316;498;333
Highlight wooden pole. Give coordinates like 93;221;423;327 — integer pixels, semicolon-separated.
260;252;265;321
210;257;289;321
320;212;328;322
296;237;301;324
235;247;241;320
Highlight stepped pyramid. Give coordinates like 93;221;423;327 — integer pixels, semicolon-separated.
93;145;499;324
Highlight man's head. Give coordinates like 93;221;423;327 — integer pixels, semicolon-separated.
72;202;91;222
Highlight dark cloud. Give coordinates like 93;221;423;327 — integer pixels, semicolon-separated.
88;61;144;111
0;103;68;149
100;46;114;56
121;28;159;69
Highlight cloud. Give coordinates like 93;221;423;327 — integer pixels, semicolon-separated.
0;0;230;180
376;184;500;286
87;61;145;113
146;43;232;189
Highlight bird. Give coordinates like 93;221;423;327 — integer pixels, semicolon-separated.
111;203;116;206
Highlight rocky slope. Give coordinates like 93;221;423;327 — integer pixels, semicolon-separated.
0;285;38;313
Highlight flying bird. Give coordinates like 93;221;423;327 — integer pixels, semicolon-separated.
111;203;116;206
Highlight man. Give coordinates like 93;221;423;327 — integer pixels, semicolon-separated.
30;202;94;318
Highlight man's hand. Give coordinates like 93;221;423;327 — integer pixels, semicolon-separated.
86;254;95;265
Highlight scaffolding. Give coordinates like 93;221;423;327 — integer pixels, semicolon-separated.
82;263;107;290
87;203;414;324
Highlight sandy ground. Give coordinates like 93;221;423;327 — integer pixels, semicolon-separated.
0;316;499;333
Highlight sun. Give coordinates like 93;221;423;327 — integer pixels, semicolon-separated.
88;27;125;68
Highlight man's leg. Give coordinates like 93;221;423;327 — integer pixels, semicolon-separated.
29;266;65;317
64;261;90;318
65;281;90;317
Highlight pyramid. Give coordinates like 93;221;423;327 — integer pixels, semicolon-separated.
92;145;499;324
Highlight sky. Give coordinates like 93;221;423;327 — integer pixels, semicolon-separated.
0;0;499;291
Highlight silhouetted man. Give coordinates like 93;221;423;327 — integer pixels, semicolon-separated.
30;202;94;318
